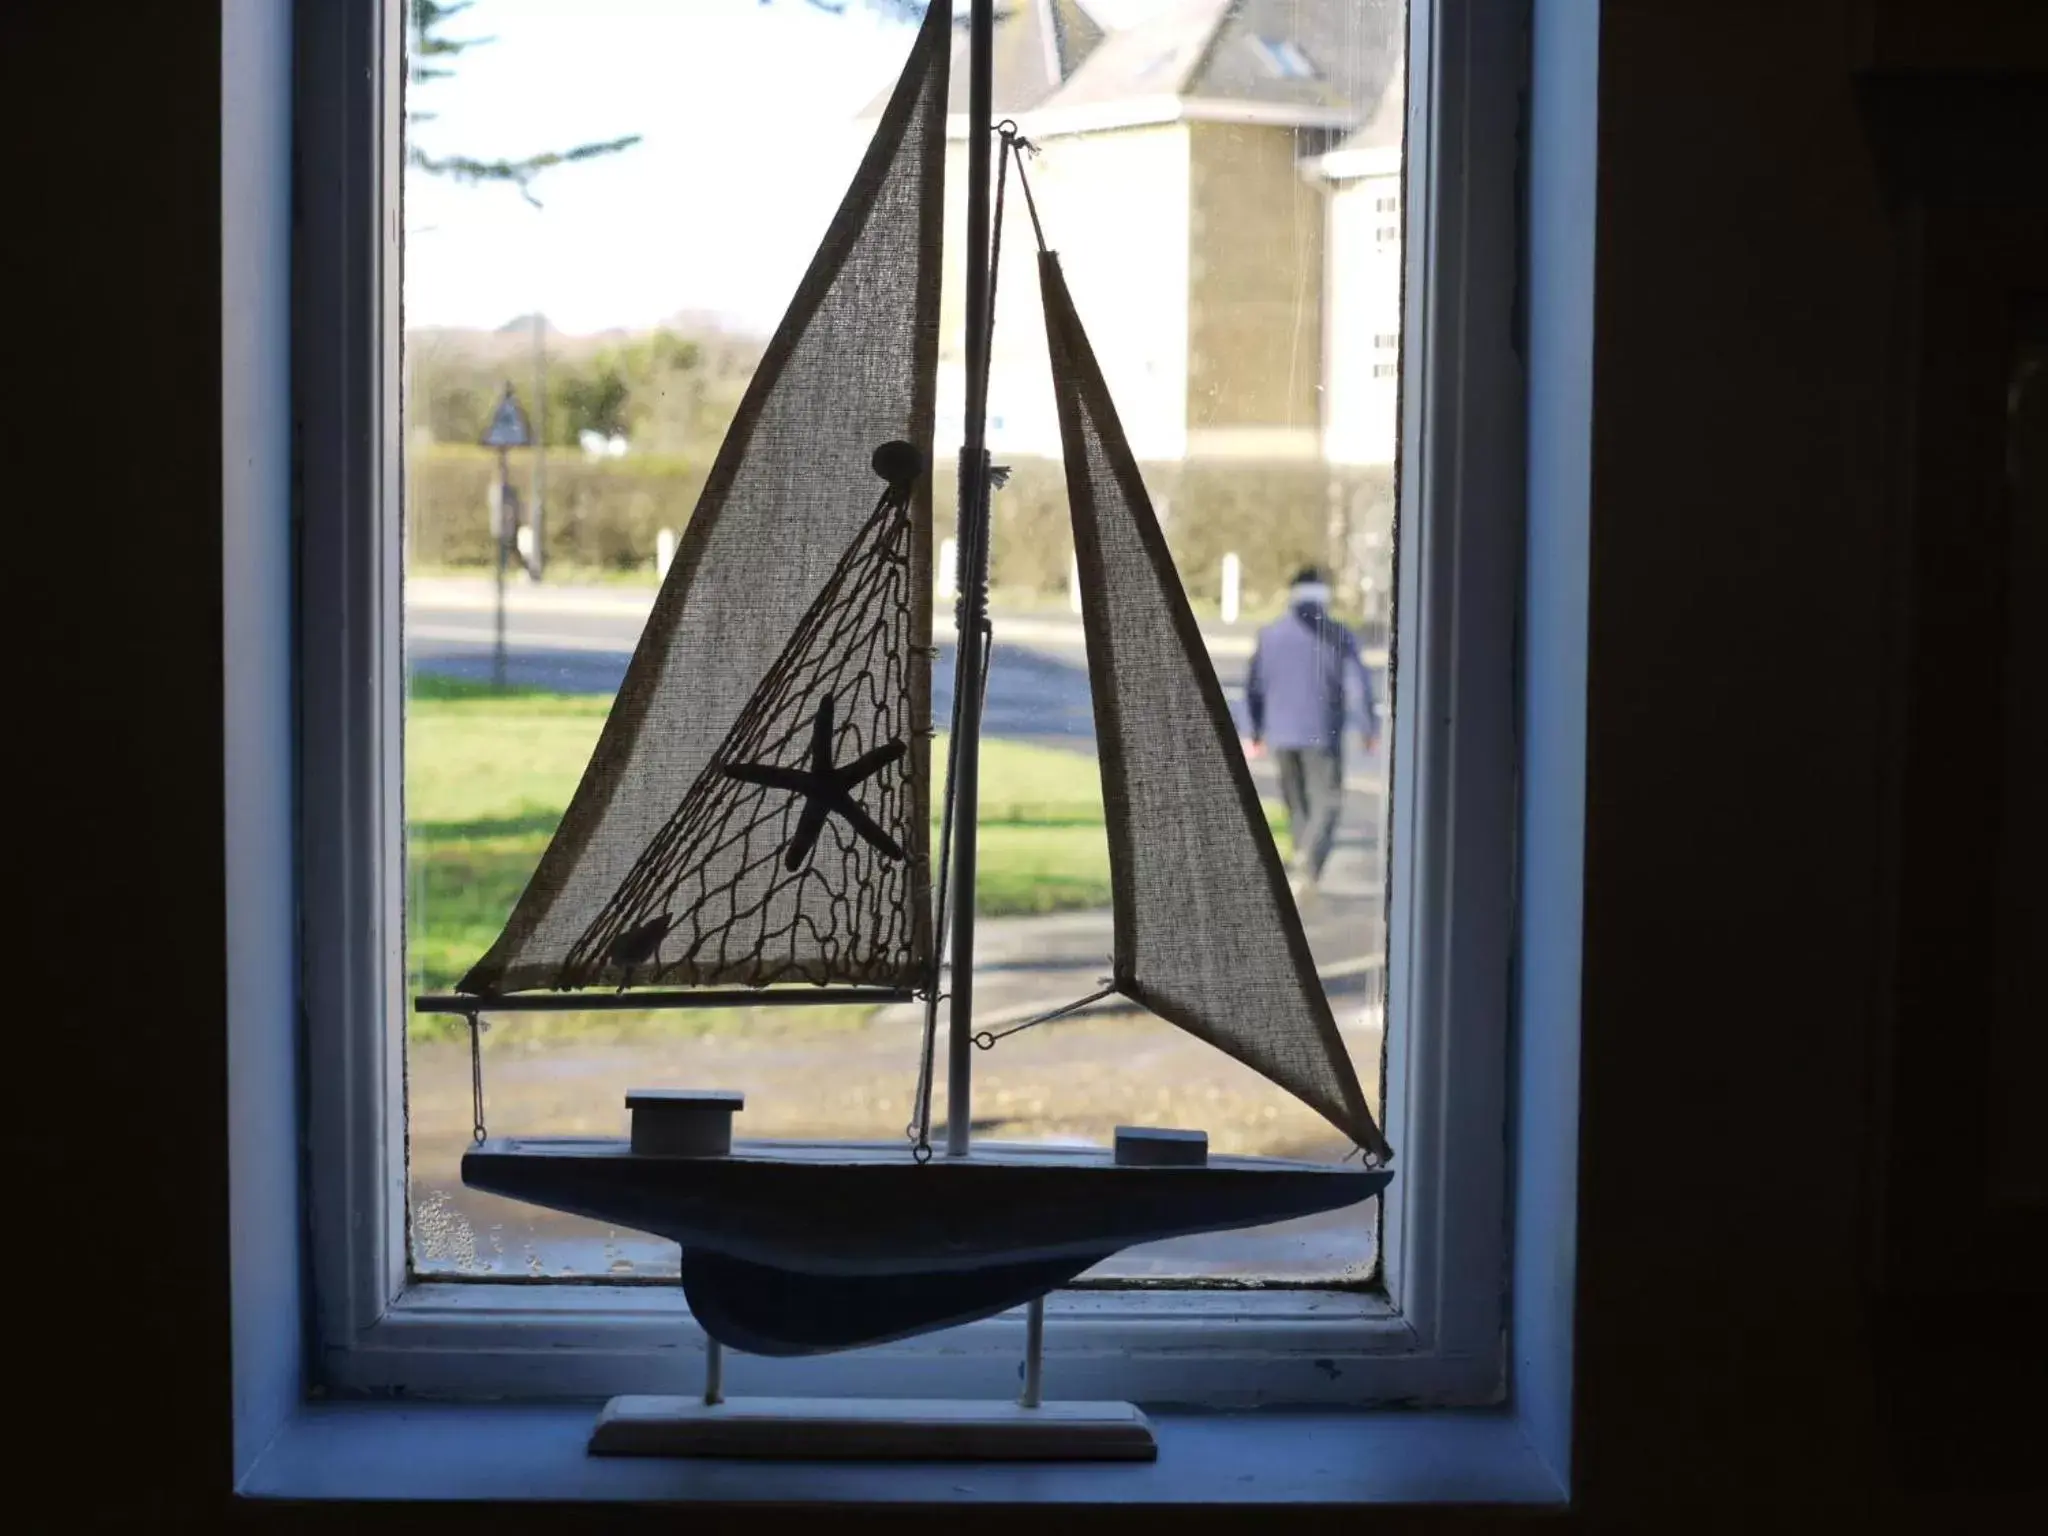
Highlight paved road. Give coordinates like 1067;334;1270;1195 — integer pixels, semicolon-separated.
405;577;1388;780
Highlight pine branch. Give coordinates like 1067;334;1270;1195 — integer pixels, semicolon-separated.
409;135;644;207
412;1;489;57
404;0;938;204
407;0;639;201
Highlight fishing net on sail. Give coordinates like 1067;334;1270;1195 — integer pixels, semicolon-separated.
1039;252;1391;1160
555;474;922;990
458;2;949;997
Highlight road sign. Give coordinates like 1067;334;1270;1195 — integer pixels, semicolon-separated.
481;384;532;449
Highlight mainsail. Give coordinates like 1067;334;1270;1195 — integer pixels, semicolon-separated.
1039;251;1391;1161
460;2;951;996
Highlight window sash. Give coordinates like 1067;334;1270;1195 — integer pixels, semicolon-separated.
298;0;1526;1407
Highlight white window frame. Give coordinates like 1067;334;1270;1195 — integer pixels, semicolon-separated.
298;0;1527;1411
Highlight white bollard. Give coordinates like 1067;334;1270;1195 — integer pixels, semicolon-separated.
938;537;958;601
1220;551;1242;625
656;527;678;579
514;524;536;580
1069;553;1083;614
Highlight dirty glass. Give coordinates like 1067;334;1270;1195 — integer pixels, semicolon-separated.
403;0;1406;1285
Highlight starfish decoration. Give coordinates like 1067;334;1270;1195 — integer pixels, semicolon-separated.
722;695;907;873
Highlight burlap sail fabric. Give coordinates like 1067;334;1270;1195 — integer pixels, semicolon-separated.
460;3;949;996
1038;251;1389;1160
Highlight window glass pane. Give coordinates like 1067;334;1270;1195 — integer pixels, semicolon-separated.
403;0;1404;1286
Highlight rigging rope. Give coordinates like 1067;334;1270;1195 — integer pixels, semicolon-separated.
908;611;992;1157
467;1010;488;1145
998;122;1050;254
911;119;1021;1159
972;983;1119;1051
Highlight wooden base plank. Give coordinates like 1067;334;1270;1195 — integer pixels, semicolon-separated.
587;1395;1158;1461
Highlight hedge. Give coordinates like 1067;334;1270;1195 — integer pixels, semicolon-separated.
408;445;1394;613
407;446;711;571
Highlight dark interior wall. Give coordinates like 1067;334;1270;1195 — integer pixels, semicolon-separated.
1574;0;2045;1525
13;0;2044;1528
15;1;234;1524
1575;0;1898;1513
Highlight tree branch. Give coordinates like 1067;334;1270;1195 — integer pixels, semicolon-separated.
409;135;645;207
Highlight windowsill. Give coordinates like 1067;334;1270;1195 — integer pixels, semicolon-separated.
238;1401;1566;1506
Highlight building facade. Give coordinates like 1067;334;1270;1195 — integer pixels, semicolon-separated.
876;1;1404;605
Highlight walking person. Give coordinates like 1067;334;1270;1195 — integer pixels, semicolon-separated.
1243;566;1381;897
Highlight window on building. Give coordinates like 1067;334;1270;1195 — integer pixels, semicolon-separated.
1375;195;1400;212
1376;224;1399;242
297;0;1524;1414
1375;333;1399;349
1247;35;1320;80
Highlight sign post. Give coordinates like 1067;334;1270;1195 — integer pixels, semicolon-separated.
481;383;534;687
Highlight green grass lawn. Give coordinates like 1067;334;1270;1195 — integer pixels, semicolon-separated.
407;676;1290;1036
406;677;616;1001
406;675;1212;1007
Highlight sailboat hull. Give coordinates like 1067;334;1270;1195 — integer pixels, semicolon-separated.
462;1138;1388;1353
680;1246;1106;1357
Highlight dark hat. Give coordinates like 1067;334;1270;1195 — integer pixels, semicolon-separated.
1290;564;1328;587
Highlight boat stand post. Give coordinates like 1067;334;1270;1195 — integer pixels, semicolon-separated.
586;1295;1152;1460
1019;1296;1045;1408
703;1335;724;1407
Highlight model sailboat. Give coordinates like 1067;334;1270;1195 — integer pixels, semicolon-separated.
420;1;1392;1370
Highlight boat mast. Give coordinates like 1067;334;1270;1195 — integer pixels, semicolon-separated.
946;0;997;1159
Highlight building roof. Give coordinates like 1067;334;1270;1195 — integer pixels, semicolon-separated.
1317;64;1404;179
1024;0;1402;133
940;0;1108;116
858;2;1105;120
1023;0;1218;116
984;0;1104;113
859;1;1402;137
1184;0;1399;117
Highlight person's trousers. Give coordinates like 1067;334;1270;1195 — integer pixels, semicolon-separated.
1274;746;1344;881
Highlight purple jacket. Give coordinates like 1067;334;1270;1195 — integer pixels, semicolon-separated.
1245;602;1379;753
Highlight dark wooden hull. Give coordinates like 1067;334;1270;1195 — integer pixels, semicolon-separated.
462;1137;1390;1354
679;1246;1105;1356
